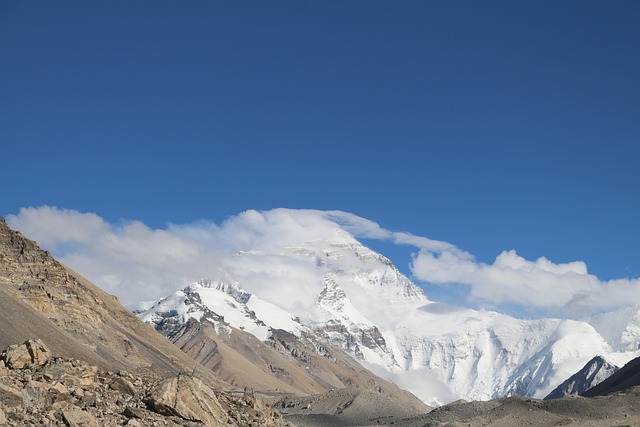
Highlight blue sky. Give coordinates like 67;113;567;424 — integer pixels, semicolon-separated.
2;2;639;314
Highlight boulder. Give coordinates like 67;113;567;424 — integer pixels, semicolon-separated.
110;377;137;396
2;339;51;369
143;373;227;424
3;343;31;369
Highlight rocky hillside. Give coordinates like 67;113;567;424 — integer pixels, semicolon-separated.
0;218;287;425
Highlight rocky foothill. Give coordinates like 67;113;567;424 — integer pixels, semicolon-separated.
0;339;287;426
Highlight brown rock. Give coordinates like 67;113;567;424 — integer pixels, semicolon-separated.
0;382;23;406
110;377;137;396
144;373;228;424
26;339;51;366
22;380;50;409
2;339;50;369
123;405;145;419
79;366;97;386
50;382;69;395
3;343;31;369
62;407;97;427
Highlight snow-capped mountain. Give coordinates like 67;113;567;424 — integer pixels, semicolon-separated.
140;278;305;342
138;228;640;406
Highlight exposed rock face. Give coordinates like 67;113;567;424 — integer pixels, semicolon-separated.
582;355;640;397
162;315;429;416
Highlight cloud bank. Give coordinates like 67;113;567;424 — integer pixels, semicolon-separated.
6;206;640;317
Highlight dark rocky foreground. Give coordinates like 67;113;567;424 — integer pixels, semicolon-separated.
0;339;286;426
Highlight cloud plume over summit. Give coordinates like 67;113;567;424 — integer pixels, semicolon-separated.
7;206;640;317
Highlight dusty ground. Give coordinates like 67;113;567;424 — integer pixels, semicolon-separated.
271;388;430;426
392;388;640;427
274;386;640;427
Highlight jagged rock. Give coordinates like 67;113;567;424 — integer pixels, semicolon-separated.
143;373;228;424
2;339;51;369
62;406;97;426
3;343;30;369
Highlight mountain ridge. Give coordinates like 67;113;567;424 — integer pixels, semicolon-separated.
138;226;640;405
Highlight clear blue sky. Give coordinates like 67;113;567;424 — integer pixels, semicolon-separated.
2;1;639;286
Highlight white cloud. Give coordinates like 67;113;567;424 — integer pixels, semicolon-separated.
411;248;640;316
7;206;640;317
6;206;109;248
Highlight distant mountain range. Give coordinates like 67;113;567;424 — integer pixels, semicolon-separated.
137;226;640;406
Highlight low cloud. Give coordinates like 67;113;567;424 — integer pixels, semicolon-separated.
6;206;640;317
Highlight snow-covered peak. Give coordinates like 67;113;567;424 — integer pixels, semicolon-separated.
140;279;304;341
137;229;640;407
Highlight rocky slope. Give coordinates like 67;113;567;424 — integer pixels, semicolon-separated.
0;339;283;426
0;218;287;425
